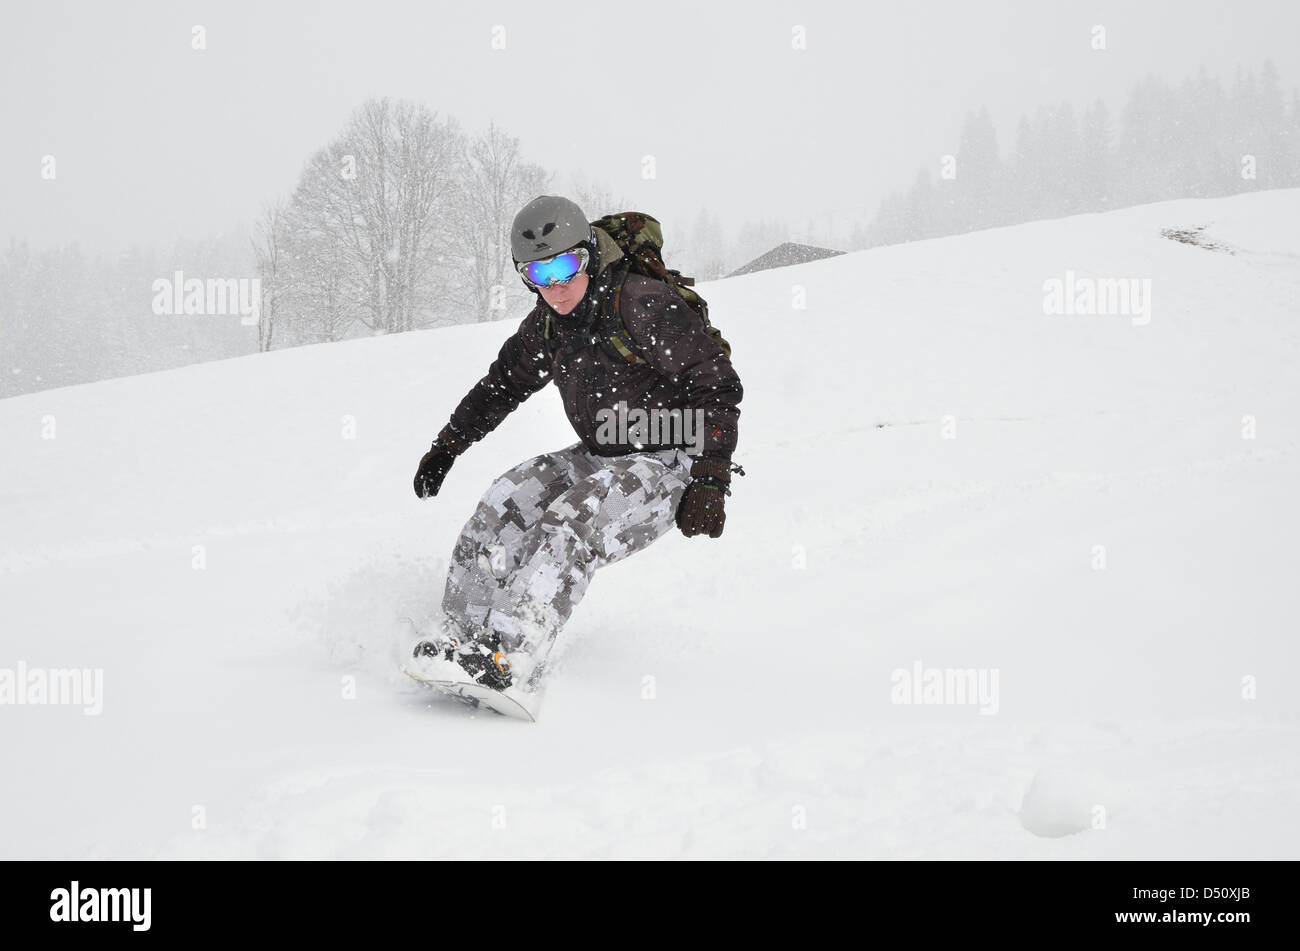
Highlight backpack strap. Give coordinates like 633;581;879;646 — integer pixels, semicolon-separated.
603;261;649;365
540;308;556;363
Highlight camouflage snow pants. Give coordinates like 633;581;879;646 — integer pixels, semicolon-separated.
441;442;695;654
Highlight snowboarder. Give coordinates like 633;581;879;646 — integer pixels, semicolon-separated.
410;195;744;693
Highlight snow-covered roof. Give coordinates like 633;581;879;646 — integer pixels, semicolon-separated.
727;241;845;277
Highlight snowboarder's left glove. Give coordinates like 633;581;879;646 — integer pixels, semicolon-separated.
677;457;733;538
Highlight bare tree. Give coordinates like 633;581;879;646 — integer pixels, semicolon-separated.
282;98;464;336
281;227;360;344
252;200;286;351
443;121;551;323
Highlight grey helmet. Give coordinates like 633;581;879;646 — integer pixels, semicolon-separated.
511;195;594;266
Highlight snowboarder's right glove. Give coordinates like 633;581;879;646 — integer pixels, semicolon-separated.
413;426;469;499
676;457;734;538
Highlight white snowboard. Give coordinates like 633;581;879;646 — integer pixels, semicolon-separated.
402;656;543;722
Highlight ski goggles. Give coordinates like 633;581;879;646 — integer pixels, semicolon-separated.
517;246;589;289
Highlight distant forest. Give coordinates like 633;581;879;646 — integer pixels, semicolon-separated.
849;61;1299;248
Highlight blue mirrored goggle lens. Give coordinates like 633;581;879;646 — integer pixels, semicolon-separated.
524;251;584;287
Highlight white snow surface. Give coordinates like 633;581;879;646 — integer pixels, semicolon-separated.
3;191;1299;858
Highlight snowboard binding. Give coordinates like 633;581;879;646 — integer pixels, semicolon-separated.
412;632;512;691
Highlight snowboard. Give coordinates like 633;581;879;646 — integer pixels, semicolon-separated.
400;616;559;722
401;661;541;721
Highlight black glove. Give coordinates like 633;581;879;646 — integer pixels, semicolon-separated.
676;458;735;538
413;442;457;499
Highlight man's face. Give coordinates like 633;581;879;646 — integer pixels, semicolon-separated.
537;270;589;315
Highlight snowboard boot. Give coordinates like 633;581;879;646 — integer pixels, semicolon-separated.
411;619;463;664
411;627;512;691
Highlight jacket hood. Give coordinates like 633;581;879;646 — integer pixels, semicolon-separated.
591;226;624;273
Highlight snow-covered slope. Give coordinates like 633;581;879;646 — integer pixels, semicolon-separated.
2;191;1298;858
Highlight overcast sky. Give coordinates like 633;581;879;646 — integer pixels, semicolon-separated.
3;0;1298;254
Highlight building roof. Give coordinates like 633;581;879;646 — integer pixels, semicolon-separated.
727;242;845;277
